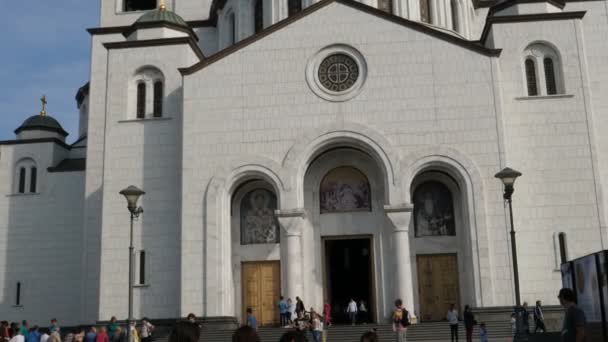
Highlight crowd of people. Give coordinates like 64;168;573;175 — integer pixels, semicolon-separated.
1;287;587;342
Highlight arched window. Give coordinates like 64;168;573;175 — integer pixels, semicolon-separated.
378;0;393;13
30;167;37;193
524;43;564;96
544;57;557;95
18;167;26;194
413;181;456;237
15;159;37;194
451;0;459;32
420;0;431;23
153;81;163;117
525;58;538;96
132;67;164;119
254;0;264;34
136;83;146;118
288;0;302;16
124;0;156;12
320;167;371;213
240;189;279;244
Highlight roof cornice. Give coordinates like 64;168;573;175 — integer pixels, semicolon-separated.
103;37;205;60
0;138;71;150
181;0;501;75
480;11;586;44
87;19;214;35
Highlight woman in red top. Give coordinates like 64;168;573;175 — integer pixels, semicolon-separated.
323;303;332;327
95;327;109;342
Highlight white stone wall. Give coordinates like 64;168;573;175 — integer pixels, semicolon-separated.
0;142;84;326
96;41;198;320
487;13;606;304
182;1;506;316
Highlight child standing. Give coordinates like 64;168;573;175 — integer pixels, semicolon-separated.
246;307;258;330
479;322;488;342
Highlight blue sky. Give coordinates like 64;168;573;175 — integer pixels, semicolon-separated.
0;1;99;142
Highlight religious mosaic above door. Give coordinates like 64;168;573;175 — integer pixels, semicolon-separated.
320;166;371;213
413;181;456;237
241;189;279;244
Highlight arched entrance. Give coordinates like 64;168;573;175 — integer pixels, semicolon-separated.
410;170;477;321
230;179;281;326
302;147;387;323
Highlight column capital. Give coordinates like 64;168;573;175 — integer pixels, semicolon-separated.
384;204;413;233
276;208;306;237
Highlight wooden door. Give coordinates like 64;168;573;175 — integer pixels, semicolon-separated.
417;254;460;321
242;262;280;326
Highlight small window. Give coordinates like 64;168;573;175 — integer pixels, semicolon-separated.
451;0;459;32
558;232;568;264
420;0;431;23
137;83;146;118
544;57;557;95
30;167;37;193
153;81;163;117
139;251;146;285
378;0;393;13
288;0;302;16
18;168;26;194
225;12;236;45
16;282;21;306
124;0;156;12
254;0;264;34
525;58;538;96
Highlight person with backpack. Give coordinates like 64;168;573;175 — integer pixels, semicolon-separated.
392;299;410;342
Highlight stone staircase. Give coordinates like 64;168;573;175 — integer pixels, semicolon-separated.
199;321;514;341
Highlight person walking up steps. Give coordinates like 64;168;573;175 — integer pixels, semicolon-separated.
323;303;332;328
392;299;410;342
534;300;546;333
295;297;306;320
347;298;358;326
463;305;476;342
479;322;488;342
279;296;289;327
447;304;459;342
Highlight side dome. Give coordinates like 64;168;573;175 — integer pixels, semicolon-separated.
135;8;188;27
123;6;197;40
15;115;68;137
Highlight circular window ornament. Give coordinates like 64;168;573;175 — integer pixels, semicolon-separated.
318;54;359;92
306;45;367;102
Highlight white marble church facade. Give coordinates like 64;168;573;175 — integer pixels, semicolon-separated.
1;0;608;327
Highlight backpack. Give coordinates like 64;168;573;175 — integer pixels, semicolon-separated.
401;309;411;327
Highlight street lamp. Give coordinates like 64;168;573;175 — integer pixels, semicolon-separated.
494;167;522;306
119;186;145;342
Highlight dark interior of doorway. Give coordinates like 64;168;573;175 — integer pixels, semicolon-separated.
324;237;373;324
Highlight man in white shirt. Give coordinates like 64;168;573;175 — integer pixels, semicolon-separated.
447;304;459;342
40;332;50;342
347;299;358;326
8;329;24;342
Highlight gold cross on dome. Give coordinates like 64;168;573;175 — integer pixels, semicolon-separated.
40;95;47;116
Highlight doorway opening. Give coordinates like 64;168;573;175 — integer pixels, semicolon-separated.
323;236;374;324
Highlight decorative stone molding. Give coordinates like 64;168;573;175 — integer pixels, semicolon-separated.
385;204;413;232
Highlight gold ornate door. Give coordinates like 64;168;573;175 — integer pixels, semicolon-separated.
417;254;460;321
242;262;280;326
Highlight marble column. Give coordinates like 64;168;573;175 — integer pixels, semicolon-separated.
385;204;416;313
276;209;306;301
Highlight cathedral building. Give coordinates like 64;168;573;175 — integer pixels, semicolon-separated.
1;0;607;327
